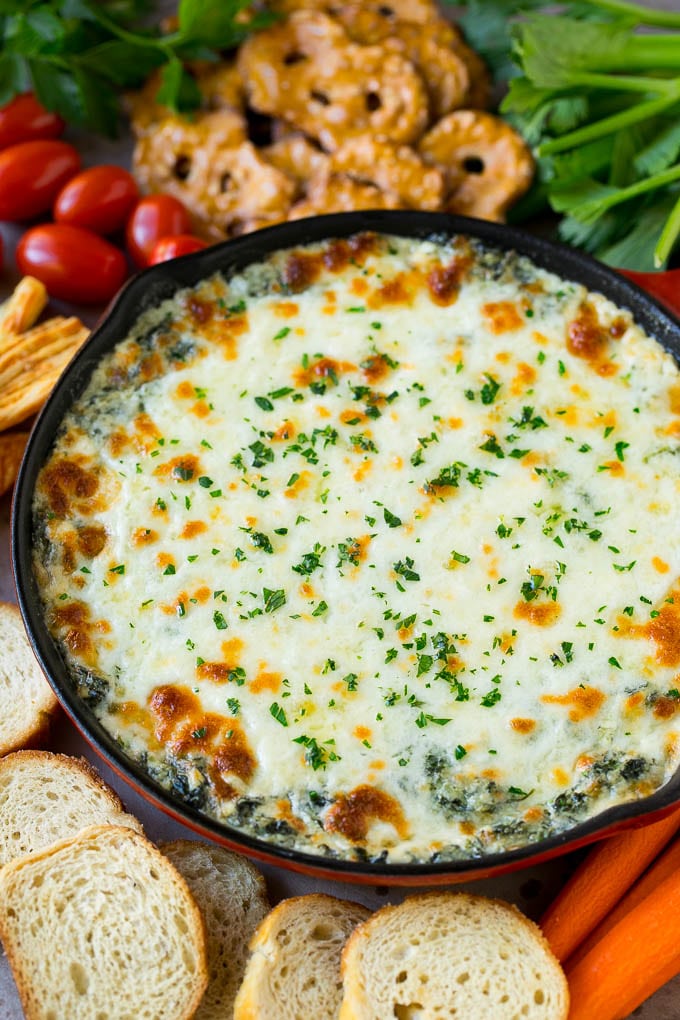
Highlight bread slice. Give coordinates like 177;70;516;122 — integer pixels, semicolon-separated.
161;840;270;1020
0;750;142;867
0;602;58;755
339;892;569;1020
234;893;371;1020
0;824;208;1020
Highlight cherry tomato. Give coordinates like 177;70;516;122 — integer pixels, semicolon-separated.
0;140;80;221
126;195;192;267
16;224;128;304
0;93;64;150
54;165;139;235
149;234;208;264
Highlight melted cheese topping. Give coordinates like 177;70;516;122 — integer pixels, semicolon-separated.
33;233;680;863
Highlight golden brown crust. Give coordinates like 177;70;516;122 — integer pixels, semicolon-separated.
237;12;429;151
0;604;59;756
0;431;29;498
419;110;535;221
0;314;90;432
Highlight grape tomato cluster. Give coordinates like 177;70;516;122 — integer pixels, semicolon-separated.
0;94;208;304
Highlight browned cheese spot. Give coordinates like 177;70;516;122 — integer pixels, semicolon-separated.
567;301;621;377
293;357;357;388
49;599;96;664
283;251;323;292
361;354;394;384
426;255;472;307
324;785;410;843
132;527;158;547
250;668;282;694
653;696;680;720
180;520;207;539
40;457;100;517
481;301;524;334
618;588;680;668
153;453;203;483
513;601;562;627
510;717;536;734
76;523;107;558
368;272;415;309
541;686;606;723
187;295;214;325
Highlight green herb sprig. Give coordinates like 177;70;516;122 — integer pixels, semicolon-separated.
455;0;680;269
0;0;270;136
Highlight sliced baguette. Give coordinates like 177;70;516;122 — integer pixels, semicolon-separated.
339;892;569;1020
0;750;142;867
0;603;58;755
234;893;371;1020
161;840;270;1020
0;824;208;1020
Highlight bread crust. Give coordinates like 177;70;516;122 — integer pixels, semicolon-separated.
0;749;143;867
0;824;208;1020
160;839;270;1020
0;602;59;756
339;891;569;1020
235;893;371;1020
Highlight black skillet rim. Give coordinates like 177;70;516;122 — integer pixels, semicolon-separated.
12;210;680;879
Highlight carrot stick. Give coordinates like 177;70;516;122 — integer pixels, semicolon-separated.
566;870;680;1020
567;834;680;968
540;805;680;962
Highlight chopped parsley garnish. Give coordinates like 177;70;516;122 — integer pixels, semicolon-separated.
450;550;471;565
213;611;228;630
479;435;505;458
480;374;501;404
249;531;274;554
383;507;402;528
481;688;502;707
294;735;330;770
269;702;288;726
292;544;325;575
248;440;274;467
263;588;286;613
393;557;420;583
425;462;464;491
509;786;533;800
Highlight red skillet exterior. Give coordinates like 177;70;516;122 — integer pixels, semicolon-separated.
620;268;680;321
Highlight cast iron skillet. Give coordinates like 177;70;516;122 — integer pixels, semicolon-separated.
11;211;680;885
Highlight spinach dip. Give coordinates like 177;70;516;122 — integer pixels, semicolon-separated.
32;232;680;864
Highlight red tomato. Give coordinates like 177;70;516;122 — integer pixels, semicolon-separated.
16;224;128;304
126;195;192;267
54;165;139;235
0;140;80;221
0;93;64;150
149;234;208;264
